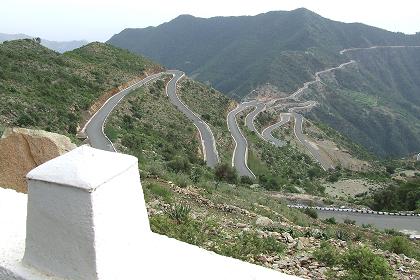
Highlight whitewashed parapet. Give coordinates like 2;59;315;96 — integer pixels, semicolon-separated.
1;146;302;280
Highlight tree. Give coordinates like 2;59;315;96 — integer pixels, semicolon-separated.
214;163;237;183
34;37;41;44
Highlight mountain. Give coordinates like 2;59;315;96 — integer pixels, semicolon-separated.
0;39;161;137
0;33;88;53
1;37;420;280
107;8;420;158
107;8;420;98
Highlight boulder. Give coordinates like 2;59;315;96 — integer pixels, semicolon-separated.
255;216;274;228
281;232;295;243
0;127;76;193
249;184;260;189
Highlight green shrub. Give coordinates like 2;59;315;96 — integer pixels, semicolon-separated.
145;162;166;177
240;175;254;185
361;223;373;228
340;246;394;280
216;233;285;261
167;203;191;224
214;163;238;183
383;236;412;256
336;229;350;241
150;215;215;246
147;183;172;203
173;174;191;188
384;228;403;236
324;217;337;224
167;156;191;173
302;208;318;219
313;241;340;266
343;218;356;225
327;172;340;183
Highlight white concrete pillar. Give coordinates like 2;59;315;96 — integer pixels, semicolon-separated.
23;145;149;280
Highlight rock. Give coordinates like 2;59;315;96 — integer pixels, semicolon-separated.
237;223;247;228
0;127;76;193
299;256;311;265
295;240;304;250
255;216;274;228
249;184;260;189
282;232;294;243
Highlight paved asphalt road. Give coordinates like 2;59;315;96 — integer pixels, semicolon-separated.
227;101;257;178
85;70;219;168
261;113;291;147
317;210;420;234
166;70;219;167
85;73;163;152
244;102;265;135
293;113;332;170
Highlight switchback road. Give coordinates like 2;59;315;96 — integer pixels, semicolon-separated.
84;73;162;152
227;101;257;178
85;70;219;168
166;70;219;167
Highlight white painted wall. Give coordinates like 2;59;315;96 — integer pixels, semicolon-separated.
0;146;302;280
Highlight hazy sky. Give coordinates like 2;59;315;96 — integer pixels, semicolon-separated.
2;0;420;42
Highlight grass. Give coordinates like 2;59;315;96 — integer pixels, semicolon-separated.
0;39;160;137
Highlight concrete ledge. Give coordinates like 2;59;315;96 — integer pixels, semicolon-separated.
1;146;302;280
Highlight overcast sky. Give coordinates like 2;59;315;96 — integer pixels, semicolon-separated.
2;0;420;42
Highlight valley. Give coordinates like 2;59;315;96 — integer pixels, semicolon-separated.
1;7;420;280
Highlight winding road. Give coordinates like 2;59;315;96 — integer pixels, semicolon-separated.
84;70;219;168
84;73;163;152
261;113;291;147
166;70;219;167
227;45;420;176
227;101;257;178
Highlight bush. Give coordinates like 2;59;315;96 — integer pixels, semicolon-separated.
324;217;337;224
167;203;191;224
216;233;285;261
326;172;340;183
343;218;356;225
240;175;254;185
150;215;215;246
145;162;166;177
167;156;191;173
340;246;394;280
336;229;350;241
303;208;318;219
174;174;191;188
383;236;412;256
147;183;172;203
313;241;340;266
214;163;238;183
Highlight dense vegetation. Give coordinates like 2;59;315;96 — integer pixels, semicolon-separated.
0;39;160;137
108;8;420;158
369;178;420;212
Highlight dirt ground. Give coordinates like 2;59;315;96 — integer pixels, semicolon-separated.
324;179;382;199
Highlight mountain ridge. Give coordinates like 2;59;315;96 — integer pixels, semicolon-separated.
107;8;420;158
0;32;88;53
